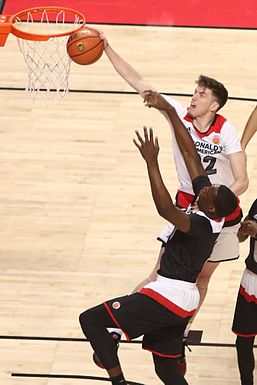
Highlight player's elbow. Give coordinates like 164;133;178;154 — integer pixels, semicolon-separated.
237;176;249;195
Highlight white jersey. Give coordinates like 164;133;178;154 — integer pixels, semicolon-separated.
162;95;242;195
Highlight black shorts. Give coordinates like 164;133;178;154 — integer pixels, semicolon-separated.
232;286;257;337
104;293;190;357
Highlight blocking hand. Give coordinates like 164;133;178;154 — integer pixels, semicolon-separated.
133;127;159;164
143;90;173;111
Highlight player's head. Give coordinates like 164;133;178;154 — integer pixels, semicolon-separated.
197;184;237;219
196;75;228;111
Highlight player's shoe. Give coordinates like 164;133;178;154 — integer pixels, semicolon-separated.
177;338;191;376
92;331;121;369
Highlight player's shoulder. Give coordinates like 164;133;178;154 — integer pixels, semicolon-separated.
161;94;187;117
213;114;239;142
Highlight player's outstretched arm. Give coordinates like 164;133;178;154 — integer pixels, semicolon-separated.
241;105;257;150
102;38;155;97
134;127;190;232
143;90;205;181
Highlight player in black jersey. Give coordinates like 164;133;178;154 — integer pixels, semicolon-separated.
79;98;238;385
232;199;257;385
231;105;257;385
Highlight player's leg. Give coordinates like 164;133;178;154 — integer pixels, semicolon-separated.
192;261;220;322
185;224;240;338
236;335;255;385
232;269;257;385
79;304;127;385
152;354;188;385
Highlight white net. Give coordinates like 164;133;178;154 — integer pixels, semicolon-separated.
13;8;85;102
17;36;71;101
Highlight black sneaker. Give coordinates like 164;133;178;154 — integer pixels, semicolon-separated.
177;338;191;376
92;331;121;369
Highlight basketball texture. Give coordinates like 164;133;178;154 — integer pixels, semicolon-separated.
67;27;104;65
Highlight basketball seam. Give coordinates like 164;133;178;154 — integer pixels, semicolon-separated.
69;40;104;58
67;36;101;50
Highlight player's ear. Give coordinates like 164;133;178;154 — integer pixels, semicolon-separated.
210;100;220;112
207;205;216;217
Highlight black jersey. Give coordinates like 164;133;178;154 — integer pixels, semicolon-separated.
158;176;223;283
245;199;257;274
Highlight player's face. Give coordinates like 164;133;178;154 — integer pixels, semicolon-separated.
187;86;219;118
197;184;219;215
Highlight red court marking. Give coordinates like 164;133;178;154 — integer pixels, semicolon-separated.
2;0;257;28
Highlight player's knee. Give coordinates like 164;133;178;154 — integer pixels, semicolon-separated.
236;335;254;352
79;308;98;336
153;355;184;385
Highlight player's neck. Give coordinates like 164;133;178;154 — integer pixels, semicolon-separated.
193;113;216;133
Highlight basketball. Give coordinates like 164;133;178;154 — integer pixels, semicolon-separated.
67;27;104;65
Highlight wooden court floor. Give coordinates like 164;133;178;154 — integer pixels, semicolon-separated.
0;24;257;385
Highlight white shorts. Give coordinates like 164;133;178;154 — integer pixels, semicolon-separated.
157;223;240;263
240;268;257;296
141;274;200;313
208;224;240;262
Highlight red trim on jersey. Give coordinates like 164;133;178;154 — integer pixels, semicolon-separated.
176;190;241;223
103;302;131;341
184;113;227;138
142;347;181;358
176;190;194;208
239;285;257;304
139;288;196;318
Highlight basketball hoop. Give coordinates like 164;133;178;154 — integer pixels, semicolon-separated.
0;7;86;101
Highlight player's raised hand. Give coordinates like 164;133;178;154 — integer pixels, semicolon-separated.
91;28;108;48
133;127;159;164
143;90;172;111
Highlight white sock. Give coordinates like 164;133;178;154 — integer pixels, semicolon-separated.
183;323;192;339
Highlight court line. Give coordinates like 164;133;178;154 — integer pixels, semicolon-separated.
0;87;256;102
11;372;145;384
1;334;257;348
88;22;257;31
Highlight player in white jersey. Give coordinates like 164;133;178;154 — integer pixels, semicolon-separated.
94;30;248;369
161;94;241;196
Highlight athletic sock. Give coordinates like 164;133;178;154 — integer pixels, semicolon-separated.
111;373;127;385
183;323;191;339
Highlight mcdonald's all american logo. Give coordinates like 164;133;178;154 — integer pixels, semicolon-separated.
112;301;121;310
212;135;221;145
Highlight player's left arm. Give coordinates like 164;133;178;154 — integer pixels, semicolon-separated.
240;105;257;150
227;151;249;196
134;127;191;232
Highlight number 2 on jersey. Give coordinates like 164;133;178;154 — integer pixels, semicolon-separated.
203;155;217;175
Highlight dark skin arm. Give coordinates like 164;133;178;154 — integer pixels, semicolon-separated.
237;214;257;242
134;127;190;232
143;90;206;181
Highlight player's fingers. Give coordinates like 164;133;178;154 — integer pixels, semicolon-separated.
143;126;149;142
135;130;144;145
133;138;141;150
155;136;159;149
149;127;153;142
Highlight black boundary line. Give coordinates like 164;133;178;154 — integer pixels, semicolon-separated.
1;335;257;348
87;22;257;31
0;87;256;102
11;372;145;384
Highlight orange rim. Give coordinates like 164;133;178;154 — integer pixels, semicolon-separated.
9;6;86;41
